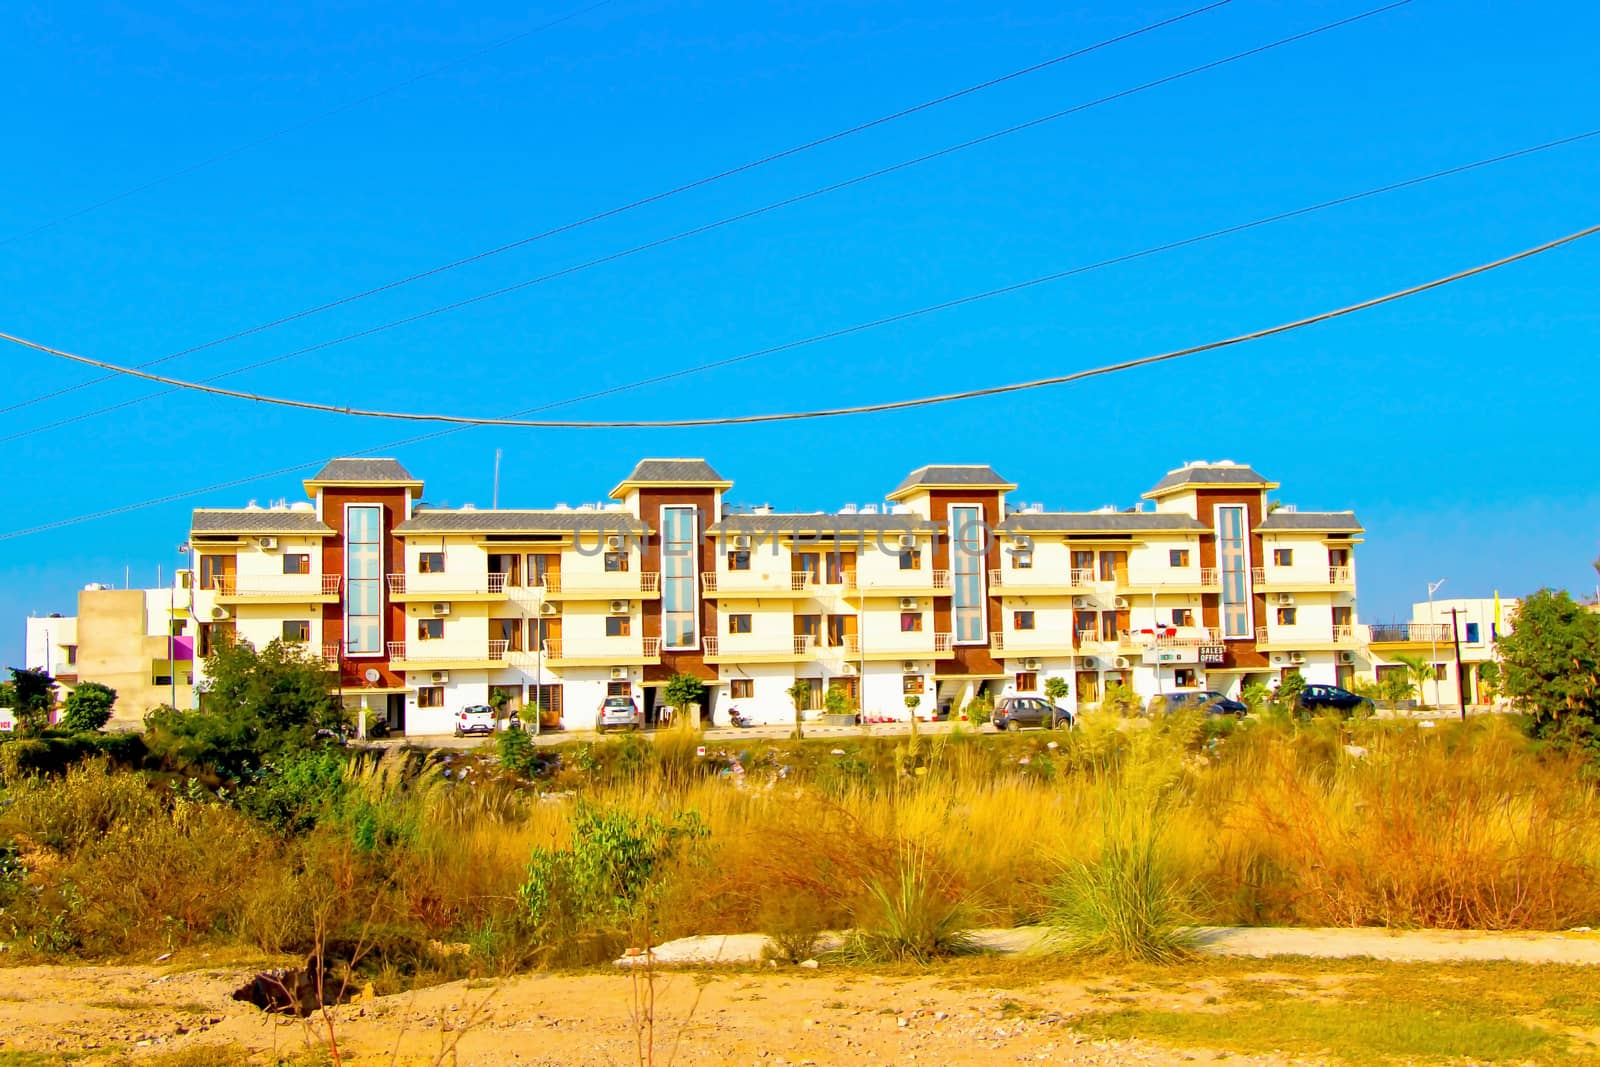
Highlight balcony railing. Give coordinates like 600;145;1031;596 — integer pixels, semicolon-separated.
1333;624;1356;642
842;633;952;655
322;642;342;665
989;568;1102;591
703;634;819;658
1077;629;1115;648
1252;566;1355;587
387;572;509;597
990;631;1078;653
1368;623;1454;644
384;640;509;663
210;574;341;597
1199;567;1219;587
1330;566;1354;584
539;637;662;662
1120;626;1221;648
536;572;659;595
701;572;815;594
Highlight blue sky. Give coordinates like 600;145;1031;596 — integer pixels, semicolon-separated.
3;0;1598;667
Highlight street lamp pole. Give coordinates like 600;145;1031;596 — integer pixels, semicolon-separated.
1427;579;1447;707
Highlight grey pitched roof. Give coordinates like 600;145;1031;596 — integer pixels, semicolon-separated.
307;458;418;484
889;465;1013;497
396;510;648;535
618;459;728;485
1256;511;1363;532
191;510;335;535
1144;463;1274;497
998;512;1208;533
709;514;940;536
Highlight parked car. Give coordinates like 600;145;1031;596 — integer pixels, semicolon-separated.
992;696;1074;731
1161;690;1248;718
453;704;496;737
597;695;644;732
1296;684;1375;716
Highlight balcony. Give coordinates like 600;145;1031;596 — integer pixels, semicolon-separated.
1122;568;1220;593
989;631;1076;656
322;642;342;666
988;569;1093;595
842;632;954;660
386;639;510;669
701;571;816;597
536;571;660;601
1367;623;1454;646
210;574;342;603
847;569;952;597
1252;566;1357;591
538;636;662;667
703;634;821;663
1076;629;1117;652
387;572;510;601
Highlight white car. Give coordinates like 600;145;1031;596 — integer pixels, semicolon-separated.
597;695;643;732
453;704;496;737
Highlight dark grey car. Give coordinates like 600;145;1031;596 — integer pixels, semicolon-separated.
992;696;1074;731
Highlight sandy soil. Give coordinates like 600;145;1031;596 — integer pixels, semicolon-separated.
0;959;1316;1066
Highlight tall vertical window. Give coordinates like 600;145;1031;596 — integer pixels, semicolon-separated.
1216;505;1251;639
950;505;986;644
661;505;699;650
345;504;383;655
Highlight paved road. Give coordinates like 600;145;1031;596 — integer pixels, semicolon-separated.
365;718;994;750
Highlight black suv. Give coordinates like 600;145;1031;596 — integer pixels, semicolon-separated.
992;696;1074;731
1162;690;1248;718
1296;684;1375;716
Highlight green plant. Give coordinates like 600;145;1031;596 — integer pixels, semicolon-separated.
663;673;705;718
1272;672;1307;717
839;845;977;964
1043;676;1070;705
1101;682;1141;718
6;667;56;737
1394;655;1438;709
59;682;117;733
786;678;811;739
1475;660;1502;703
1378;673;1416;707
758;893;829;965
1240;682;1271;715
905;693;921;739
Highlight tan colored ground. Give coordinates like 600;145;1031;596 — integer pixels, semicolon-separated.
0;959;1318;1066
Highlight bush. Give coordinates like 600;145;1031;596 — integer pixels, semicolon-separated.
839;845;976;964
233;749;349;834
59;682;117;733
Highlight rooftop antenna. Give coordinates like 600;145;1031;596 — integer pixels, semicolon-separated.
493;448;503;509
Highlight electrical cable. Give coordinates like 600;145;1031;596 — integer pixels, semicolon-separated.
3;223;1591;432
1;0;1408;444
0;0;1233;416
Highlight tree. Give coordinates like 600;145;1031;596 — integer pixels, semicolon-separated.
1272;671;1307;717
1043;676;1070;707
1393;654;1437;709
905;693;921;739
59;681;117;733
1240;681;1272;715
1495;589;1600;735
6;667;56;736
663;673;705;725
1475;660;1502;704
786;678;811;739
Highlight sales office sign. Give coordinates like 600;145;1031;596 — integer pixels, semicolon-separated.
0;708;14;732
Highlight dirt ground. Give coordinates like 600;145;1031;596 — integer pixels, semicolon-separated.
0;959;1323;1066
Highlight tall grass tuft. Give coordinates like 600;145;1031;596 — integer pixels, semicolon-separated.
839;843;978;964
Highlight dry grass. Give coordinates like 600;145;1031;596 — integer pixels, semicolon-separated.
4;714;1600;973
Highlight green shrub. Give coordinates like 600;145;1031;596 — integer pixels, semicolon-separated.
839;845;976;964
233;749;348;834
59;682;117;733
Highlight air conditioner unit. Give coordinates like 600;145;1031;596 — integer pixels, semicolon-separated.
899;597;919;610
1021;658;1040;671
431;602;450;616
730;534;752;550
1289;651;1306;665
1072;596;1091;609
609;599;630;615
897;534;917;550
1337;651;1355;664
605;535;623;551
1276;593;1296;606
430;670;449;684
901;660;917;673
1081;656;1099;669
540;603;558;616
256;536;278;550
210;605;229;620
1113;596;1130;610
610;667;628;681
1114;656;1132;670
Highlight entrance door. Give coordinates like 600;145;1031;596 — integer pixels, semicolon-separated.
386;693;406;734
1076;671;1100;704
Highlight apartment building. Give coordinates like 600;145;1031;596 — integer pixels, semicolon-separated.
25;584;197;724
178;456;1364;734
1367;596;1517;706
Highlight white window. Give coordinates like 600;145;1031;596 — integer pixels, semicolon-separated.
345;504;383;655
661;505;699;650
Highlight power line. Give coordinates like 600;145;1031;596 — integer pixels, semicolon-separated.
0;0;1233;419
1;0;1406;444
6;125;1583;540
3;223;1591;434
0;0;617;250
